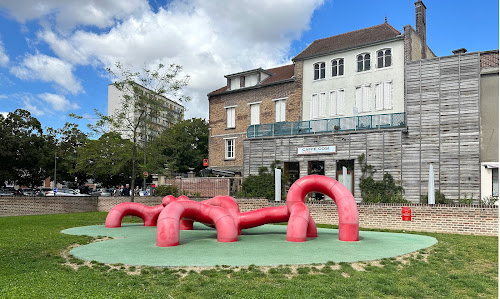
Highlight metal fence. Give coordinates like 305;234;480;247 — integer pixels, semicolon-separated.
247;112;406;138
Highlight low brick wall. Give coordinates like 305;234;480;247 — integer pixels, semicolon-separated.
1;197;498;236
0;196;99;216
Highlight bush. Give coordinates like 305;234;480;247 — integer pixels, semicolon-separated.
237;164;286;200
358;154;408;203
420;191;450;204
154;184;179;197
481;195;498;206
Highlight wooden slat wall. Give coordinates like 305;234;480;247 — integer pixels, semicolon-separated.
405;53;481;201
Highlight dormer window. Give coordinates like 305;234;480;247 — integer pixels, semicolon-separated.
377;49;392;68
331;58;344;77
357;53;370;72
314;62;325;80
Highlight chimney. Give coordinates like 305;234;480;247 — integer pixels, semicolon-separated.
415;0;427;59
452;48;467;55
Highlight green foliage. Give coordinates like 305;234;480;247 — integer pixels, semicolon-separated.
0;109;53;187
237;163;286;200
148;118;208;174
420;191;450;204
154;185;179;197
481;195;498;206
358;154;408;203
457;193;475;205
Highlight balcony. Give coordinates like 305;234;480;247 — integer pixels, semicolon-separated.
247;112;406;138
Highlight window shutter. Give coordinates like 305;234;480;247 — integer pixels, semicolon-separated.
338;90;345;115
362;86;371;112
375;83;383;111
280;100;286;121
330;91;337;116
384;82;392;109
250;104;260;125
311;94;319;119
226;107;235;128
355;87;363;112
319;93;326;117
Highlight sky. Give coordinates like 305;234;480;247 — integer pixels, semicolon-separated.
0;0;498;133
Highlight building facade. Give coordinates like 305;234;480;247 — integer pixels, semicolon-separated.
108;83;184;142
207;0;499;202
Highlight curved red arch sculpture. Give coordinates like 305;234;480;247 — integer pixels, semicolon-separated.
105;202;165;228
105;174;358;246
286;175;359;241
156;200;238;247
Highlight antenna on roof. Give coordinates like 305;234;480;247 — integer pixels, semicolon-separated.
385;16;388;23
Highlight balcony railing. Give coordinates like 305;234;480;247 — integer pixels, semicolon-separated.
247;112;406;138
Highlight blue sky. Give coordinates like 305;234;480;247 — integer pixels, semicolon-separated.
0;0;498;133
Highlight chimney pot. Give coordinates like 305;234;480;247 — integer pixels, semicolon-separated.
452;48;467;55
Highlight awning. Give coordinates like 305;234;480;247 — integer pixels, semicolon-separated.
483;162;499;169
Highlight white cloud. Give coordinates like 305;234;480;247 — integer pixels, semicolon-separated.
38;92;80;112
0;0;149;33
37;0;323;119
0;39;8;66
10;54;82;94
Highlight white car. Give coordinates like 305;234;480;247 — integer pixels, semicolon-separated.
45;189;91;196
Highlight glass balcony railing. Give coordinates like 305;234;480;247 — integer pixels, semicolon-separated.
247;112;406;138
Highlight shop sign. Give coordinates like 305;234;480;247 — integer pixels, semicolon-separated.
297;145;337;155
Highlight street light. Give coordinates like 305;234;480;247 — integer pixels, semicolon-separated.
54;152;58;189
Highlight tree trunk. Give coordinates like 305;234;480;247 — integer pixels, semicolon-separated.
131;134;136;202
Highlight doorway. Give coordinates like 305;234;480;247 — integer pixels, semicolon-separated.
336;160;354;194
308;161;325;200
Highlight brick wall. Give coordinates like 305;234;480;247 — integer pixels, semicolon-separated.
1;197;497;236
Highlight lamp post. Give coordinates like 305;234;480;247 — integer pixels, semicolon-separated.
54;152;57;189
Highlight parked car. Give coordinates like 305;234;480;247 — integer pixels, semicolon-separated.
20;188;37;196
0;189;15;196
91;189;113;197
45;189;91;196
37;188;52;196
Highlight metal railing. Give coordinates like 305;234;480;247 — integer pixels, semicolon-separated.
247;112;406;138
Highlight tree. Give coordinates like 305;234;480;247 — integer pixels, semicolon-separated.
148;118;208;175
0;109;52;187
46;123;89;186
73;62;190;200
73;132;139;188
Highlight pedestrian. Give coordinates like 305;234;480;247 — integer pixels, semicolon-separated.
122;184;130;196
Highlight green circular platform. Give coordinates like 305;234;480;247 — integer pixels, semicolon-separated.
62;223;437;267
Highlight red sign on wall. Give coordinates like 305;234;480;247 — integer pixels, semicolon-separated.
203;158;208;167
402;207;412;221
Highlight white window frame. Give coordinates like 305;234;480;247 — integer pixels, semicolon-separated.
310;92;327;119
356;53;371;72
273;98;287;122
224;137;236;160
249;102;261;125
313;62;326;80
377;48;392;68
331;58;344;77
225;106;236;129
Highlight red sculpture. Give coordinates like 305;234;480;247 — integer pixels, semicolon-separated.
105;175;359;247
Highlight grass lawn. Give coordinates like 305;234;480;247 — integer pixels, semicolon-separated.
0;212;497;298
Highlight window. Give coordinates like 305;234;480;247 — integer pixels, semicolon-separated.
329;89;345;116
313;62;326;80
377;49;392;68
331;59;344;77
275;98;286;122
311;92;327;119
226;106;235;128
225;138;235;160
357;53;370;72
493;168;499;197
375;82;393;110
355;85;371;113
250;103;260;125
